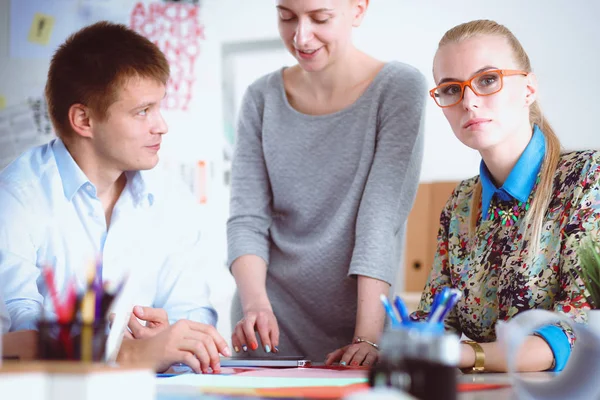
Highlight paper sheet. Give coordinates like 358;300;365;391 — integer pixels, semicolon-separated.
236;367;368;379
156;374;367;389
0;99;53;169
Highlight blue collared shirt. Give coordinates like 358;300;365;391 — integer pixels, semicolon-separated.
0;138;216;331
479;124;571;371
480;124;546;219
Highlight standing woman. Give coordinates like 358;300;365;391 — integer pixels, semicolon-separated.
413;19;600;373
227;0;426;365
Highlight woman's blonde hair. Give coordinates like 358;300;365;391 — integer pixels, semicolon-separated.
438;20;561;254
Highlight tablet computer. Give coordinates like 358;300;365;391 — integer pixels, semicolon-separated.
219;356;311;368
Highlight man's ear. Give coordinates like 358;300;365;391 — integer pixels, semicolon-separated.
352;0;369;28
524;72;538;107
68;103;94;139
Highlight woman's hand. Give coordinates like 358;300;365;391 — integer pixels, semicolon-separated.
230;255;278;353
231;305;280;354
325;341;379;367
324;275;387;367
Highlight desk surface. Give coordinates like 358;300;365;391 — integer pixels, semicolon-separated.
155;369;555;400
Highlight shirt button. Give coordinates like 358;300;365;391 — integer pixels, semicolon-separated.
86;185;94;193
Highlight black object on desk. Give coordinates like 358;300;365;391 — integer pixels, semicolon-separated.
37;320;108;361
220;356;311;368
369;322;459;400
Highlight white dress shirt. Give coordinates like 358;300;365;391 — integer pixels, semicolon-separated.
0;289;9;334
0;138;216;331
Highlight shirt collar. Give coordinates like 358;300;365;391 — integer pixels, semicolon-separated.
52;138;92;201
53;138;156;206
480;124;546;219
125;170;155;207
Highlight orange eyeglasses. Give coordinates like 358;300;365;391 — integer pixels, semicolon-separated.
429;69;528;108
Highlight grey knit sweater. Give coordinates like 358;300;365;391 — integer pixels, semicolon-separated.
227;61;426;361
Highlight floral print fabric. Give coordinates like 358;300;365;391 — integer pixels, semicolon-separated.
412;151;600;345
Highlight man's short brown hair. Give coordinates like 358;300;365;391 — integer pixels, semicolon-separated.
45;21;170;139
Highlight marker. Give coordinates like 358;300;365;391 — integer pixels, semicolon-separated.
429;288;453;323
429;287;450;323
380;294;400;327
393;295;410;324
436;290;462;323
41;266;66;322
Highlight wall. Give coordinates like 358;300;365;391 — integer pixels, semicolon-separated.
1;0;599;344
207;0;600;180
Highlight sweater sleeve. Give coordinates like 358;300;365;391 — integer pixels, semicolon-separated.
226;85;273;268
347;66;427;285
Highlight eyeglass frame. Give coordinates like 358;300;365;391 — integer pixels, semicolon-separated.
429;69;529;108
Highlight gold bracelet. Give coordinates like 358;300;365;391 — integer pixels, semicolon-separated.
461;340;485;373
353;336;379;350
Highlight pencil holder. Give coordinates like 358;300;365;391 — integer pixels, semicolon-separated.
369;322;459;400
37;320;108;362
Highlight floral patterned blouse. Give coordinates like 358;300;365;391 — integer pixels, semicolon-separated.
411;150;600;343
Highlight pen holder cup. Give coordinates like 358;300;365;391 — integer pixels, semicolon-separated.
369;322;460;400
37;320;108;362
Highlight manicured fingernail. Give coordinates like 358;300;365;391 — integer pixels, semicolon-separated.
242;345;248;352
251;342;258;351
351;361;358;366
234;346;240;353
224;346;232;357
265;345;271;353
340;361;347;366
274;346;279;353
134;306;143;316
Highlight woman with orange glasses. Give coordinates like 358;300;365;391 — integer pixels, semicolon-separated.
411;19;600;373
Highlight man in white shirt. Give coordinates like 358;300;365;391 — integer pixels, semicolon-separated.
0;291;8;335
0;21;230;373
1;289;37;361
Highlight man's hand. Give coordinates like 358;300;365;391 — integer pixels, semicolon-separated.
118;319;232;374
109;306;170;340
128;306;170;339
2;330;38;360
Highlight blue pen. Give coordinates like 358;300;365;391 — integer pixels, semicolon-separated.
380;294;400;327
94;233;107;319
436;290;462;323
94;257;103;319
429;287;452;323
428;287;449;321
156;373;177;378
393;295;410;325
